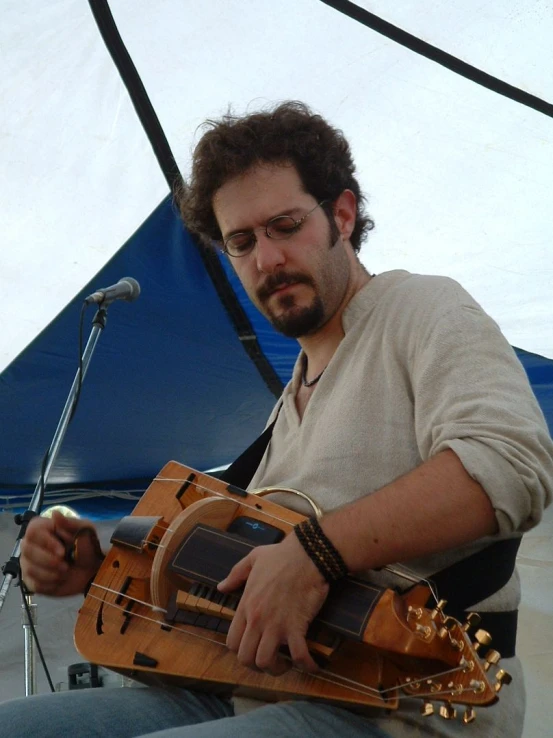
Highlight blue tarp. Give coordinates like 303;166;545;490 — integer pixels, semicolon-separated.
1;198;552;518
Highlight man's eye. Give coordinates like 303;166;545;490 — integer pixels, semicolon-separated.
268;216;298;236
228;234;254;253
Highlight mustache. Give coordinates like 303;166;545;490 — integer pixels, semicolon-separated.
256;272;313;301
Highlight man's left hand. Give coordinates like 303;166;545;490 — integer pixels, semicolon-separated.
217;532;329;676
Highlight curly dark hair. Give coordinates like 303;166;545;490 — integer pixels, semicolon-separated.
177;101;374;253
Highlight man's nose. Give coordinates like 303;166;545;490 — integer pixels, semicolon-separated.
255;233;286;274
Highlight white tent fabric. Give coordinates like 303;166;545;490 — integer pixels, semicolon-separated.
2;0;552;373
1;2;552;735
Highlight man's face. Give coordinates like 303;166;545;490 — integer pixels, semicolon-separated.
213;163;352;338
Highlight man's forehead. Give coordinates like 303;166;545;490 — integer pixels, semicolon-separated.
213;163;309;230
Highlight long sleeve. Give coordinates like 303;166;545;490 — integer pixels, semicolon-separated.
411;279;553;535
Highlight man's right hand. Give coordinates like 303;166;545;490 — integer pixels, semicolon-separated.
20;510;104;597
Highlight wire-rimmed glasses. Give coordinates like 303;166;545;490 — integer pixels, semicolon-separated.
222;201;327;258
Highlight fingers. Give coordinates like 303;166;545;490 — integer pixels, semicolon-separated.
251;632;317;675
254;633;289;676
22;515;66;562
50;510;95;544
236;624;262;671
20;519;70;594
46;512;102;568
20;514;100;596
227;607;265;671
218;553;253;593
288;632;319;673
220;540;326;677
22;560;69;595
226;606;247;653
228;616;286;676
227;608;314;676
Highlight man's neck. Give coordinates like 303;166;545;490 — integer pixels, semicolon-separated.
299;266;371;377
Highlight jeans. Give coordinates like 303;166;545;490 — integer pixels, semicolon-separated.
0;686;391;738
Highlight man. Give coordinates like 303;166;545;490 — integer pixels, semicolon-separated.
3;102;552;737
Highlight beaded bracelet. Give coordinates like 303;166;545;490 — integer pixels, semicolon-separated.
294;517;348;583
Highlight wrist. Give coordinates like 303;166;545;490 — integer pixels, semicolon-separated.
294;517;348;584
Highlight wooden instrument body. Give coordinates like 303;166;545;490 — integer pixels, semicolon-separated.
74;461;498;714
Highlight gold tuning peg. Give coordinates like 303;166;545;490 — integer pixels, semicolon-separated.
431;599;448;621
438;616;458;639
463;707;476;724
439;703;457;720
494;669;513;692
420;701;434;717
483;649;501;671
462;612;481;632
473;629;492;653
469;679;486;694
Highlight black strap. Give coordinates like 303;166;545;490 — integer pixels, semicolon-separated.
320;0;553;121
475;610;518;659
430;537;521;613
88;1;284;401
220;404;282;489
427;537;521;658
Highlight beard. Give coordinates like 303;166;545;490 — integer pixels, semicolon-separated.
268;292;326;338
255;270;327;338
254;230;343;338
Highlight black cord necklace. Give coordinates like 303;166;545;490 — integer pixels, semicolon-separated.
301;356;326;387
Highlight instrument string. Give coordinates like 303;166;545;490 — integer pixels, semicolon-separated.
153;476;310;528
86;583;476;702
152;474;442;607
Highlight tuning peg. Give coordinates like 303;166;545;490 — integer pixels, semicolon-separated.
431;599;448;621
462;612;481;632
407;605;423;621
469;679;486;694
494;669;513;692
439;703;457;720
473;629;492;653
438;616;458;639
463;706;476;724
483;649;501;671
420;700;434;717
415;623;432;639
449;634;464;651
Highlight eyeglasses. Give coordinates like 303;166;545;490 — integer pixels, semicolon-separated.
222;201;327;258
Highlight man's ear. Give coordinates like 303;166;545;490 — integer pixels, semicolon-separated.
332;190;357;241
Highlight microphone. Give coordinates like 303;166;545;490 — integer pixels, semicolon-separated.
85;277;141;306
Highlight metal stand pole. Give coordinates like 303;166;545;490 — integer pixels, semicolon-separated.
0;306;108;694
22;595;38;696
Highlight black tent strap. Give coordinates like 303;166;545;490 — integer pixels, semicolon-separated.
200;247;285;398
320;0;553;120
88;0;180;194
88;0;284;399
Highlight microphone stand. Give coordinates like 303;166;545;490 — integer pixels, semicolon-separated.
0;305;108;695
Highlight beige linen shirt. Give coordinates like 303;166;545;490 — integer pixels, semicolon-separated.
245;270;553;736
